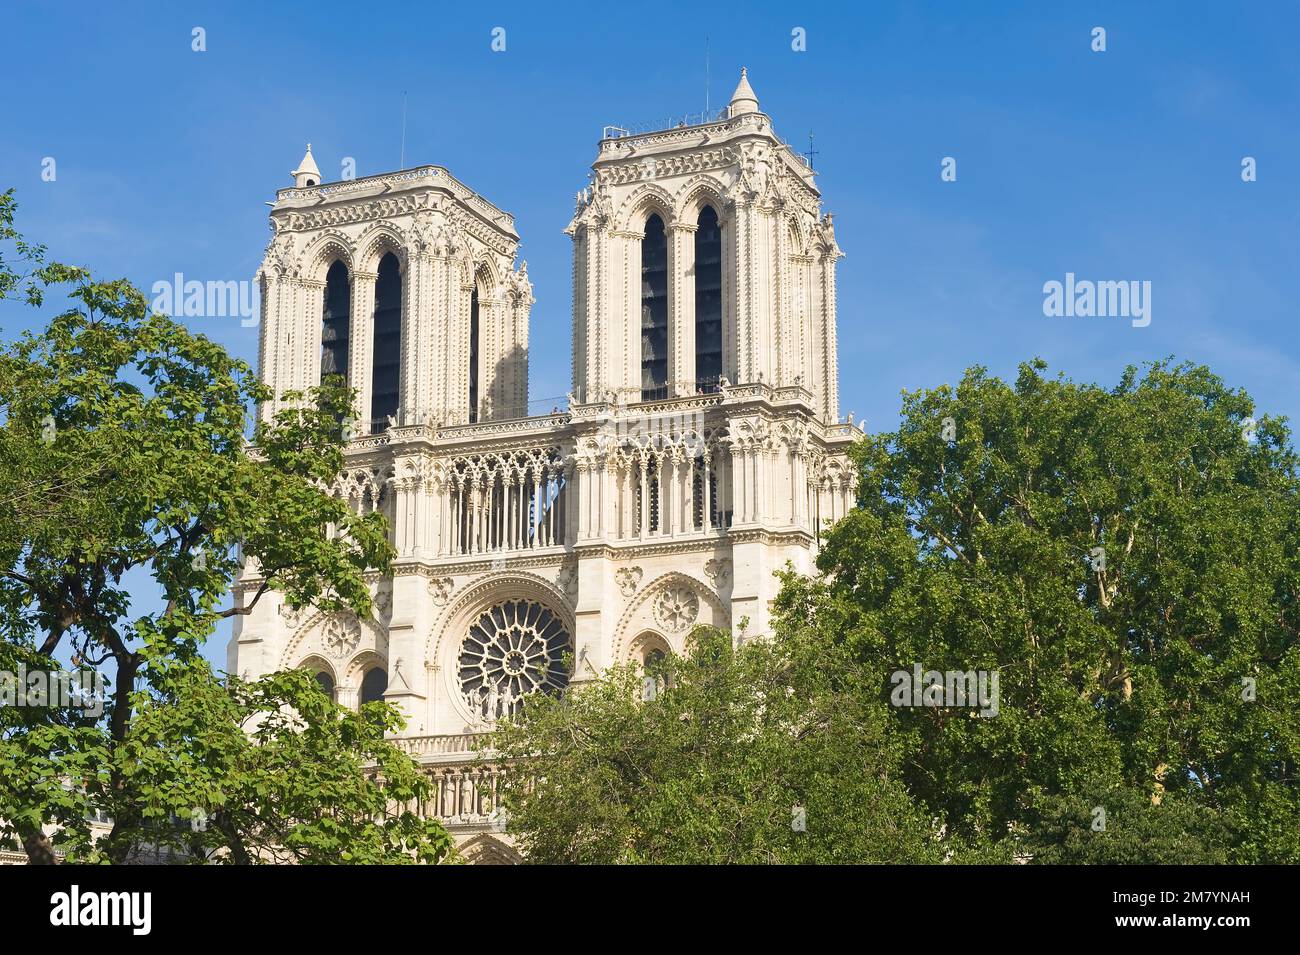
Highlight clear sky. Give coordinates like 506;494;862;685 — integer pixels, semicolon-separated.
3;1;1297;663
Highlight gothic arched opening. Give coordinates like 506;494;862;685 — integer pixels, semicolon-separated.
468;284;481;423
314;670;336;702
640;213;669;401
694;205;723;392
359;666;388;706
370;252;402;431
321;260;351;383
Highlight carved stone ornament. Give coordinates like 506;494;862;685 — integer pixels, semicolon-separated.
371;585;392;618
615;566;643;597
321;615;362;659
429;576;455;607
555;562;579;601
653;586;700;633
704;558;732;585
278;601;306;629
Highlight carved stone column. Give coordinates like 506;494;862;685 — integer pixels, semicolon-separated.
477;296;498;422
576;220;612;403
575;460;592;541
452;269;474;424
729;196;755;385
299;278;325;395
668;221;698;396
816;235;844;422
428;251;450;424
256;273;288;421
404;249;434;425
349;270;378;432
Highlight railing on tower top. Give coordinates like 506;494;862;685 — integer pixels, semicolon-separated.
602;107;732;140
694;375;725;396
599;112;814;173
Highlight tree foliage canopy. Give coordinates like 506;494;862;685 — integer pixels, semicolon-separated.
0;192;452;864
490;628;947;864
492;359;1298;863
779;358;1298;863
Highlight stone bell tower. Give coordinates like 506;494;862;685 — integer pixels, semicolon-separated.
566;68;844;423
256;150;534;431
559;69;856;645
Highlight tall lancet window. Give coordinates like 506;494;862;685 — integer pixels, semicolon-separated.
640;213;669;401
370;252;402;432
359;666;388;723
313;670;335;702
468;286;481;423
321;261;351;383
694;206;723;392
360;667;388;706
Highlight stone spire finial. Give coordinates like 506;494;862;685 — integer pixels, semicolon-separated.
291;143;322;187
729;67;760;116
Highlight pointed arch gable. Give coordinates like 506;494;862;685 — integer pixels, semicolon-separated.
302;230;356;283
613;570;727;661
454;254;476;290
345;648;388;686
280;610;388;672
675;175;727;223
472;258;502;296
459;834;521;865
616;183;677;234
296;653;337;681
787;213;813;258
354;222;409;274
627;630;672;666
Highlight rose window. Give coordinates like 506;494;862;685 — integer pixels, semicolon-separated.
653;586;700;633
322;616;361;659
459;600;571;722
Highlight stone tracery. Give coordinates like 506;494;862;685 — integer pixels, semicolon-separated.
653;585;700;632
458;599;571;723
443;447;569;555
321;615;362;659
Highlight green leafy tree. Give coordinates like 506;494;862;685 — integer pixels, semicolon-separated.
0;194;452;864
488;627;950;864
777;359;1300;863
117;663;452;864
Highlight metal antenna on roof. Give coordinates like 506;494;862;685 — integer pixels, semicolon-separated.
803;131;820;171
705;37;710;115
400;91;408;168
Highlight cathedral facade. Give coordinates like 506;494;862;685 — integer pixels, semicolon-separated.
229;71;859;863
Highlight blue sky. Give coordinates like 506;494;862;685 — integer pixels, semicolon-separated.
3;1;1298;664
